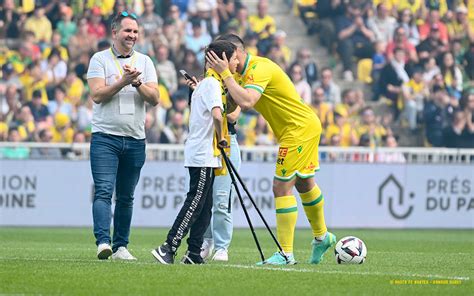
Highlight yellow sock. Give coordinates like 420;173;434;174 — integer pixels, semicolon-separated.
275;195;298;254
300;185;327;238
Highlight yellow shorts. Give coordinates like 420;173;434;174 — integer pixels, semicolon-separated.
274;136;320;181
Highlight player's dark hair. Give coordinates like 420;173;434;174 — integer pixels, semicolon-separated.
205;40;237;63
215;33;245;49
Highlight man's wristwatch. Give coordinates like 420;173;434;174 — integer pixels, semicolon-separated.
132;80;142;88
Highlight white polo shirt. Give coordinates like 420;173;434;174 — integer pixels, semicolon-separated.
87;47;157;139
184;77;223;168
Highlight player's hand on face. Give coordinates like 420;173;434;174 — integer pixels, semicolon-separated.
206;50;229;74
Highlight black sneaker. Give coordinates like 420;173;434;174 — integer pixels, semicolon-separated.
181;251;204;264
151;243;175;264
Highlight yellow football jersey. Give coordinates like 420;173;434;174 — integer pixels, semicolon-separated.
237;54;320;144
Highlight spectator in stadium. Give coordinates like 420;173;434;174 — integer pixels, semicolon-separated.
379;47;410;110
416;23;448;63
76;97;93;133
273;30;291;66
310;86;334;129
418;9;449;44
291;47;319;86
42;49;68;99
423;88;454;147
207;33;336;266
386;26;418;64
87;12;159;261
367;3;397;44
134;25;155;60
325;111;358;147
23;7;52;45
397;8;420;46
51;113;74;143
26;90;51;125
401;67;429;131
47;86;74;119
422;56;441;83
30;128;61;159
56;5;76;47
313;67;341;105
177;49;202;91
439;51;463;101
463;42;474;80
442;109;470;148
335;88;364;119
356;106;388;148
185;19;212;66
152;40;235;265
155;44;178;95
460;90;474;147
226;4;252;38
159;112;188;144
0;127;29;159
314;0;345;50
42;32;69;62
13;105;35;141
2;84;20;125
447;6;473;48
289;63;312;105
335;3;375;81
68;18;98;61
87;7;107;40
249;0;276;55
140;0;163;37
0;0;23;39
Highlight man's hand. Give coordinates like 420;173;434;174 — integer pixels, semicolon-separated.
121;65;141;86
206;50;229;74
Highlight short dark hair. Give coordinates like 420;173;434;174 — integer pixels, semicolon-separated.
215;33;245;49
111;12;138;31
205;40;237;62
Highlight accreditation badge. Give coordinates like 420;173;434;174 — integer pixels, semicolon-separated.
119;88;135;115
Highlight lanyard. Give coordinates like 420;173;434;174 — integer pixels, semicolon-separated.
109;48;137;77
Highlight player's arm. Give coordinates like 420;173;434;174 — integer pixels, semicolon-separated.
227;105;241;123
206;51;261;110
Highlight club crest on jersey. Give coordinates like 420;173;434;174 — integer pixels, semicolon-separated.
278;147;288;157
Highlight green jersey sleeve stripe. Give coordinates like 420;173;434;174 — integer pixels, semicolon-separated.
244;84;264;93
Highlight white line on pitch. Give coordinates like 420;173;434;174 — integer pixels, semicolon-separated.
0;257;469;281
222;264;470;281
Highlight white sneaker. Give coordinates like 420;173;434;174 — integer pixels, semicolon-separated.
200;238;214;260
112;246;137;260
212;249;228;261
97;243;112;260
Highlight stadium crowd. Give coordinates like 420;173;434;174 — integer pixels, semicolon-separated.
0;0;473;160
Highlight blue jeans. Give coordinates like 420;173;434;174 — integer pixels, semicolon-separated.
90;132;145;251
203;134;241;250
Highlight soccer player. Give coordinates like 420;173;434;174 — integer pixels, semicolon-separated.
207;34;336;265
151;40;239;264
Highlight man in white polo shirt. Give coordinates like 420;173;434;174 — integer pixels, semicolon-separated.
87;11;159;260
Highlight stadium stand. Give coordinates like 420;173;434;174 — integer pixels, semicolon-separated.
0;0;473;156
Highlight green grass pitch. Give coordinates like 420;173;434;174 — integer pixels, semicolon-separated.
0;227;472;295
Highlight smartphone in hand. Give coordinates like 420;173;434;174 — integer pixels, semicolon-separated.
179;69;193;80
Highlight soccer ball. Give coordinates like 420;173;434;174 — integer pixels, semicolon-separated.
334;236;367;264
